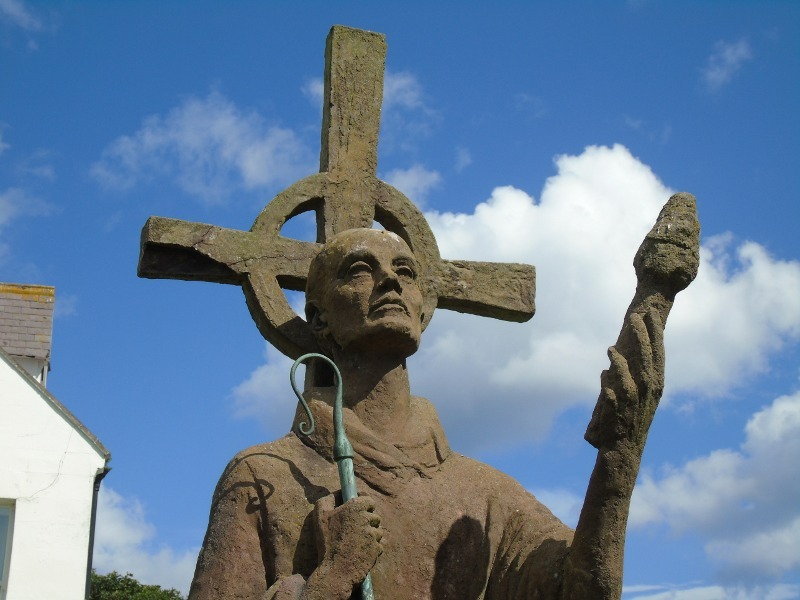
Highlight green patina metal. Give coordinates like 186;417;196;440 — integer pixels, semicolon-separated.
290;353;375;600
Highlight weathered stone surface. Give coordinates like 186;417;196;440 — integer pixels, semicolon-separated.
138;25;536;359
432;260;535;322
565;193;700;599
189;395;573;600
138;24;702;600
320;26;385;179
187;194;699;599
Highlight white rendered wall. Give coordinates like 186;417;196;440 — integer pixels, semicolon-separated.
0;356;106;600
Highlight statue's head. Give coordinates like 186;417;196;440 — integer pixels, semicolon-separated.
305;228;424;359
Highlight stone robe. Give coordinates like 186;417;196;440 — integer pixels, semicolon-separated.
188;392;573;599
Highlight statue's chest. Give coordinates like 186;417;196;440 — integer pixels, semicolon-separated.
270;461;495;598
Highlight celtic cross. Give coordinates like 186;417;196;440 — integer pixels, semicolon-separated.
138;25;536;360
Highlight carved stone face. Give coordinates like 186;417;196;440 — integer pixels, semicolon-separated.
306;229;423;358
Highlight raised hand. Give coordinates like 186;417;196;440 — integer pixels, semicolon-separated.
586;307;665;449
563;193;700;600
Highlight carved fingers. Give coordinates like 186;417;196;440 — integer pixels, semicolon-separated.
625;308;665;401
607;346;637;405
314;494;383;591
586;306;666;449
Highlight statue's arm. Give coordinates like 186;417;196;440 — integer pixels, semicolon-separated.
561;193;700;599
188;450;382;600
188;456;274;600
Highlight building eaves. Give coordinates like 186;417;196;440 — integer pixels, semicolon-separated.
0;346;111;462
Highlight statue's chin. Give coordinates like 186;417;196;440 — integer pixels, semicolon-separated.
334;323;421;360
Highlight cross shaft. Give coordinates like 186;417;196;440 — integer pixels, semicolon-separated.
139;25;536;359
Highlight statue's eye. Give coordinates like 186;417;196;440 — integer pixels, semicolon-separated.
346;261;372;278
396;264;416;280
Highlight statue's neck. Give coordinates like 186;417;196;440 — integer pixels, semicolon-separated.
332;351;412;442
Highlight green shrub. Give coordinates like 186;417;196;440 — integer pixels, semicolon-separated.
89;570;185;600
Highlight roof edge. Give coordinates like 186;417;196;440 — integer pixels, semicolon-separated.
0;282;55;297
0;346;111;462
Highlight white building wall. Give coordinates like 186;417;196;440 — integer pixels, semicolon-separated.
0;354;107;600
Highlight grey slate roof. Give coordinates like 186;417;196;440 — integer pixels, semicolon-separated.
0;282;55;361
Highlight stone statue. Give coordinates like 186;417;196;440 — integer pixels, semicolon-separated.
138;26;700;600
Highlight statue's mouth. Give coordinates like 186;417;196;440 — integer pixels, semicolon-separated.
371;295;409;315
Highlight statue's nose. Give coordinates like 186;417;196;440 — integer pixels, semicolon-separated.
375;264;401;292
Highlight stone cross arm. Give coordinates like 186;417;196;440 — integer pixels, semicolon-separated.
138;26;535;359
138;213;535;359
138;216;316;291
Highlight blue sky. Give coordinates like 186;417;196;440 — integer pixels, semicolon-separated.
2;2;799;598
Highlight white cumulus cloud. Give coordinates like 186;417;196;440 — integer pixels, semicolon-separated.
94;486;198;595
229;144;800;457
414;144;800;450
90;91;315;204
665;236;800;401
630;392;800;580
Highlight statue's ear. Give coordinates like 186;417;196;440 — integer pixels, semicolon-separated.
305;302;328;336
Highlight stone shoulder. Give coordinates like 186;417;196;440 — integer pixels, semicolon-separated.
211;433;334;507
446;451;571;533
228;433;307;466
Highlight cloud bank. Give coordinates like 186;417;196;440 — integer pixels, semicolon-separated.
94;486;198;595
631;391;800;581
229;146;800;593
413;144;799;451
227;143;800;595
232;144;800;455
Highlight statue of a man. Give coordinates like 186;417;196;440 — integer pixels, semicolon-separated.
188;228;571;599
187;196;699;600
135;27;699;598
